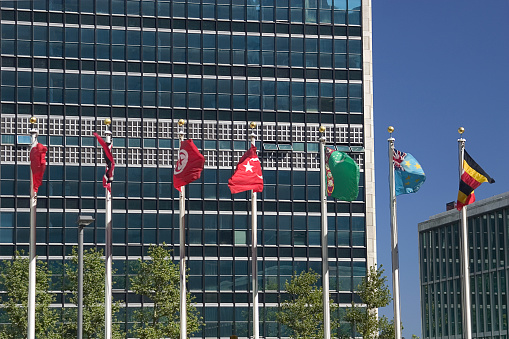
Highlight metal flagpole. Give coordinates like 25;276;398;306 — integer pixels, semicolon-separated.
249;122;259;339
104;118;113;339
319;126;331;339
387;126;402;339
28;116;38;339
178;119;187;339
458;127;472;339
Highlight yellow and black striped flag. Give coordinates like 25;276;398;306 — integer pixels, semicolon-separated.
457;150;495;210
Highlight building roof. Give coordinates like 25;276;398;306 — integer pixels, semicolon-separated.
418;192;509;232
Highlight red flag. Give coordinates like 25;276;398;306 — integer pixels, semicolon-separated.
30;142;47;193
228;145;264;194
173;139;205;191
93;133;115;193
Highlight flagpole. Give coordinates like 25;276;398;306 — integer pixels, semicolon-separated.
103;118;113;339
249;122;259;339
387;126;402;339
28;117;38;339
178;119;187;339
319;126;331;339
457;127;472;339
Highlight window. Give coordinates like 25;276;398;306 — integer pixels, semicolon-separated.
158;121;173;139
278;124;291;142
335;125;349;143
81;119;96;136
49;118;64;136
65;147;80;164
112;148;126;165
158;149;172;166
218;151;231;168
1;116;16;134
263;124;276;142
204;150;217;167
292;124;305;142
81;147;95;164
66;119;80;136
143;149;158;165
188;122;201;140
112;120;126;137
350;125;363;144
292;154;306;169
127;120;142;138
143;120;157;138
218;123;231;140
1;145;15;162
306;125;320;143
128;149;142;165
48;146;64;164
203;122;217;140
233;123;247;141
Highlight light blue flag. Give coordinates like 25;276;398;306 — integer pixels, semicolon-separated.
393;149;426;196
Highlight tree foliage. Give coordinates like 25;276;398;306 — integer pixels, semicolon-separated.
276;270;340;339
0;251;59;339
345;264;397;339
130;244;201;339
63;247;124;339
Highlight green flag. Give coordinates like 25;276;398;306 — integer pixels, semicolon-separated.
325;147;360;201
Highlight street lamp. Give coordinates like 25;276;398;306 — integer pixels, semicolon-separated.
77;215;95;339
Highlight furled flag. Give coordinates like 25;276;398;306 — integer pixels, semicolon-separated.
393;149;426;196
173;139;205;191
93;132;115;193
228;145;263;194
325;147;359;201
30;142;47;193
457;150;495;210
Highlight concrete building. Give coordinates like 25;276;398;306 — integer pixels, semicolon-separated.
419;193;509;339
0;0;375;336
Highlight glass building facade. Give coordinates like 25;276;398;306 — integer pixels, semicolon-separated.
419;193;509;339
0;0;375;337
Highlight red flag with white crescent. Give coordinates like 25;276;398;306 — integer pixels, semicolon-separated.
30;142;47;193
173;139;205;191
228;145;264;194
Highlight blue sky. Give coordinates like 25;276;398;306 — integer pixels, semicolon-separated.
372;1;509;337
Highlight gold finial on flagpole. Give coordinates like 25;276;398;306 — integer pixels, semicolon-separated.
178;119;186;126
249;121;256;129
30;116;37;124
319;126;326;133
388;126;394;140
104;118;111;126
458;127;465;135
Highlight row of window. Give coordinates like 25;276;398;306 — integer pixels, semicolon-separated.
0;13;363;39
2;24;362;54
1;116;363;143
1;46;359;70
1;72;362;98
1;87;363;111
0;227;365;248
1;145;364;171
0;0;361;25
1;210;365;231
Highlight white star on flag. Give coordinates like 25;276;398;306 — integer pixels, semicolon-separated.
244;160;254;172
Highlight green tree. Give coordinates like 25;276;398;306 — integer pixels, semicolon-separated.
0;251;59;339
63;247;124;338
276;270;340;339
130;244;201;339
345;264;398;339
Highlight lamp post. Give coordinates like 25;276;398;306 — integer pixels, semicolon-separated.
77;215;95;339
